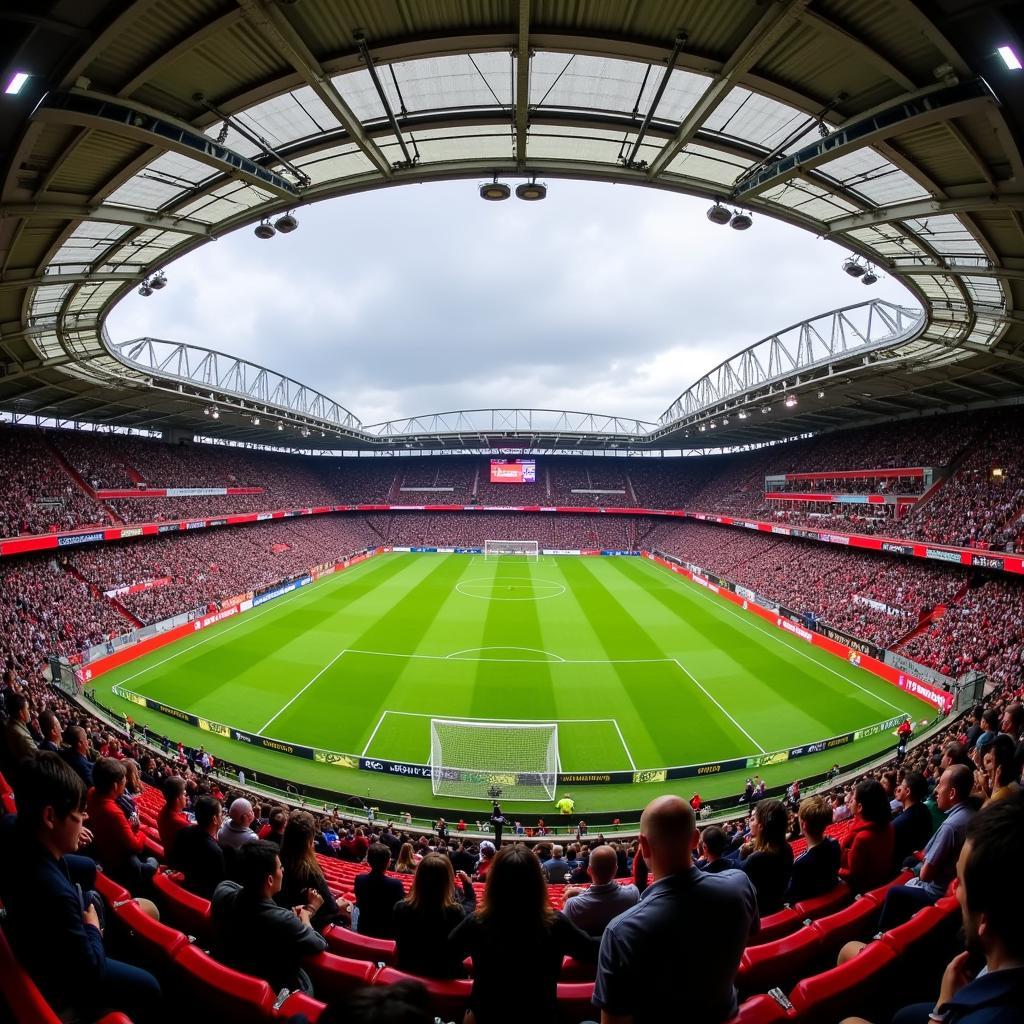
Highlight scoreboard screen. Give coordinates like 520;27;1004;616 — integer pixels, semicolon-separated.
490;459;536;484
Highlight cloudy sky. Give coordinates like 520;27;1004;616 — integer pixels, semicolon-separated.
107;180;915;427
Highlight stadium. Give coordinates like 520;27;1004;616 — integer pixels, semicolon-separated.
0;1;1022;1023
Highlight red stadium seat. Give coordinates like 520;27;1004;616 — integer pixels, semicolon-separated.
793;883;851;920
878;901;959;956
787;941;897;1024
0;770;15;815
374;967;471;1021
173;944;275;1024
94;870;132;905
860;869;915;906
738;926;822;997
807;895;881;953
303;952;378;1003
151;869;212;941
109;897;189;966
748;907;802;945
322;923;396;964
276;991;326;1021
556;981;596;1024
728;992;794;1024
560;955;597;981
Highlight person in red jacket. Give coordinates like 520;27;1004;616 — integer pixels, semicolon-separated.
838;778;895;893
157;775;190;856
86;757;158;891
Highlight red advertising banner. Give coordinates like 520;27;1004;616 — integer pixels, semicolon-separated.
782;468;926;481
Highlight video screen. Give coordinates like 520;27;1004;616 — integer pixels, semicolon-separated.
490;459;536;484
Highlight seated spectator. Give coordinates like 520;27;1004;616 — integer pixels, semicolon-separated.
392;852;476;978
785;796;841;904
736;798;794;915
394;841;418;874
838;779;895;893
562;844;640;937
450;845;597;1024
541;844;570;884
450;839;477;876
169;794;226;900
61;724;93;787
314;978;434;1024
218;796;258;851
474;839;496;880
211;840;327;995
891;771;934;868
258;805;288;847
977;733;1022;805
844;797;1024;1024
878;765;976;930
0;754;161;1020
277;809;352;931
0;692;36;777
353;841;405;938
157;775;190;855
37;708;62;754
593;796;759;1024
697;826;732;874
85;756;157;890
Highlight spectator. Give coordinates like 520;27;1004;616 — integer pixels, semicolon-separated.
277;810;352;931
838;779;895;893
169;794;226;900
785;796;841;904
85;756;157;891
878;764;976;930
218;796;258;851
891;771;935;868
60;725;93;787
353;842;404;939
0;692;36;777
594;796;759;1024
156;775;190;856
697;826;733;874
0;753;161;1020
978;734;1021;805
562;844;640;937
541;844;570;884
37;708;62;754
314;978;433;1024
449;845;597;1024
736;798;794;915
475;839;496;881
211;840;327;995
392;852;476;978
394;841;418;874
258;805;288;847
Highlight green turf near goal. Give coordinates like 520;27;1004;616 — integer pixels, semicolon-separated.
430;718;558;801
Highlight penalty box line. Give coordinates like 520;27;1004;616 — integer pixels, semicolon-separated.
672;658;767;755
362;709;638;771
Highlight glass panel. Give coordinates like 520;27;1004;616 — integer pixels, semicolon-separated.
704;87;815;152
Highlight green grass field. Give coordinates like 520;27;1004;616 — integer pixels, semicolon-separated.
96;552;931;815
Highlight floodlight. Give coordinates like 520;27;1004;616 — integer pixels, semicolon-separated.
785;395;797;407
479;181;511;201
699;424;706;432
254;220;276;239
274;213;298;233
706;202;732;225
730;211;753;230
997;46;1022;71
709;421;717;429
516;181;547;201
252;416;260;425
842;257;865;277
277;422;283;431
149;272;167;289
738;410;748;419
4;73;30;95
203;407;211;416
722;416;729;425
817;389;825;399
861;269;878;285
211;408;220;419
761;405;771;414
137;283;153;297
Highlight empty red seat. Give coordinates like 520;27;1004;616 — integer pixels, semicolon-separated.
322;923;396;964
374;966;471;1021
879;901;958;956
749;907;802;945
728;992;793;1024
556;981;595;1024
860;869;915;906
109;897;189;966
559;955;596;981
793;883;851;921
277;991;326;1021
739;926;822;996
94;871;132;905
808;896;880;953
173;944;275;1024
787;940;896;1024
0;769;15;815
304;952;378;1003
151;869;212;941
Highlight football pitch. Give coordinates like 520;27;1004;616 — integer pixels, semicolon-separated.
96;552;931;814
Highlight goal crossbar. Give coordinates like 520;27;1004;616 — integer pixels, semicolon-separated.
484;539;539;560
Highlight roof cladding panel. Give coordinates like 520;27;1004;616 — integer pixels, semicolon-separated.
667;144;750;187
387;52;513;112
48;223;132;270
290;145;376;187
44;131;147;196
815;150;930;208
105;151;221;212
525;126;647;165
904;215;987;259
233;87;343;148
761;179;862;221
330;67;389;123
703;87;818;154
409;126;514;164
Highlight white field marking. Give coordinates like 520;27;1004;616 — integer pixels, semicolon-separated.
672;659;767;755
361;710;390;757
641;560;906;717
610;719;637;770
343;646;672;666
375;709;618;723
257;647;350;735
455;576;566;601
444;646;566;662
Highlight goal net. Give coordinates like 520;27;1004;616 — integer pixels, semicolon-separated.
484;539;539;560
430;719;559;801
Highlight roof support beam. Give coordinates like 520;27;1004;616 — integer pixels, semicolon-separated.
825;193;1024;233
234;0;393;178
514;0;531;167
894;264;1024;282
0;202;213;236
647;0;810;178
0;272;141;292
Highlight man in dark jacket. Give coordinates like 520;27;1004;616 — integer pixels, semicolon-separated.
170;795;226;900
354;842;404;938
60;725;94;787
211;840;327;994
891;771;935;868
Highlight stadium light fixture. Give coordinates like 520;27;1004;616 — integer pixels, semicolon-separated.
706;202;732;225
137;282;153;297
274;212;298;233
709;421;717;429
698;424;706;432
722;416;730;425
4;72;30;95
842;256;866;277
254;219;276;239
817;389;825;399
729;210;753;231
516;180;547;201
277;422;283;431
861;268;878;285
785;395;797;407
211;408;219;420
479;180;511;201
998;46;1022;70
761;405;771;414
149;272;167;290
252;416;260;425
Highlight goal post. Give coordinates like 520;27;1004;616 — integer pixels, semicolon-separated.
484;539;539;560
430;718;559;801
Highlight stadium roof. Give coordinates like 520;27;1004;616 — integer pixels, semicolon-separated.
1;0;1023;451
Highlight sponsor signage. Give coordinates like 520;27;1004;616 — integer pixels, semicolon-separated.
184;521;205;530
777;617;813;642
747;750;791;769
119;527;144;539
158;523;180;533
854;714;908;742
256;512;273;521
882;542;914;555
970;553;1003;570
789;732;854;760
816;623;881;660
925;547;963;564
359;757;434;779
230;726;314;759
209;518;227;527
57;531;103;547
165;487;229;497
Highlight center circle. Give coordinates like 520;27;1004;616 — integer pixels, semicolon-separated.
455;576;567;601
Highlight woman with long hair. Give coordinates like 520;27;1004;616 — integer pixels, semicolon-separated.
276;810;352;930
394;841;418;874
392;852;475;978
449;845;597;1024
839;778;894;892
737;798;794;915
